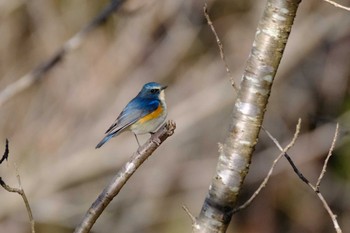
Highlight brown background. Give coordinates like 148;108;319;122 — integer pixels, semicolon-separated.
0;0;349;232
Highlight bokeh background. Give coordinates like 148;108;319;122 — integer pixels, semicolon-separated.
0;0;350;232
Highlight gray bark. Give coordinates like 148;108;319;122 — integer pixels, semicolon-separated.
194;0;302;232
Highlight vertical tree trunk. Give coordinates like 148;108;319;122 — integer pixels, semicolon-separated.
194;0;302;232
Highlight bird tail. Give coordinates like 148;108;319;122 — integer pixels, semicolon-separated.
95;134;114;149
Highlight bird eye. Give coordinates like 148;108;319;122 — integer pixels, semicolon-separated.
150;89;159;94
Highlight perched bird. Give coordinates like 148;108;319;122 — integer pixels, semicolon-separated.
96;82;168;148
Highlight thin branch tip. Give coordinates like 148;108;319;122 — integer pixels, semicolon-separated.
182;205;196;224
203;2;238;91
316;123;339;189
324;0;350;11
0;164;35;233
203;3;208;14
1;138;9;164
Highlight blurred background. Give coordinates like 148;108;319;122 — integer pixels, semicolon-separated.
0;0;350;232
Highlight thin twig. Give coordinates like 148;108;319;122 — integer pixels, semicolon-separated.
283;152;309;184
74;120;176;233
0;139;9;164
233;119;301;213
0;177;35;233
262;126;284;151
316;123;339;190
0;0;126;107
182;205;196;224
0;141;35;233
203;3;238;90
14;164;36;233
263;123;310;184
317;192;342;233
323;0;350;11
268;123;342;233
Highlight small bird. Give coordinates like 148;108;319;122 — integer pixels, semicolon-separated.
96;82;168;148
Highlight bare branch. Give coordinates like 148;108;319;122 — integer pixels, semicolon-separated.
74;120;176;233
0;0;126;107
203;3;237;90
15;164;35;233
262;126;284;151
316;123;339;190
271;124;342;233
0;177;35;233
233;119;302;213
182;205;196;225
317;191;342;233
323;0;350;11
2;173;35;232
194;1;303;232
0;141;35;233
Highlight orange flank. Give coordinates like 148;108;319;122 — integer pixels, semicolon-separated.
137;104;163;123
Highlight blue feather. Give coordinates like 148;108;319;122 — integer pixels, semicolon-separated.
95;134;114;149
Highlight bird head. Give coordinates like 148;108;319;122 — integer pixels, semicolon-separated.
139;82;167;100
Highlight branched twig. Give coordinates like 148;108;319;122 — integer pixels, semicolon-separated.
203;3;238;90
0;177;35;233
268;123;342;233
233;119;301;213
0;141;35;233
0;0;127;107
236;121;342;232
74;120;176;233
323;0;350;11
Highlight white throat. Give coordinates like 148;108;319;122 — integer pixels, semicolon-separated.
159;90;166;102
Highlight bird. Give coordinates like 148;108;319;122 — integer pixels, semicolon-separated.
96;82;168;148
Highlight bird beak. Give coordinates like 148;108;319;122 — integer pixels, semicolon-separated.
161;85;168;90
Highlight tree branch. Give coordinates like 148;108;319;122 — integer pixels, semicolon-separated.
0;141;35;233
203;4;237;90
183;205;196;225
286;124;342;233
194;1;302;232
323;0;350;11
74;120;176;233
266;123;342;233
316;123;339;190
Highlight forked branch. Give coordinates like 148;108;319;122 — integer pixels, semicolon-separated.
267;124;342;233
233;119;302;213
0;140;35;233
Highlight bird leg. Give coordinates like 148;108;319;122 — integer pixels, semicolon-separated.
134;133;141;147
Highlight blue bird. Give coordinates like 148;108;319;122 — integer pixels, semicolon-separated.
96;82;168;148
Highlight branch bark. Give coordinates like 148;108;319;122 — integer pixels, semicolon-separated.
194;1;302;232
74;120;176;233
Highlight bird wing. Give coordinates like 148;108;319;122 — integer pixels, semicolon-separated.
105;98;160;135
